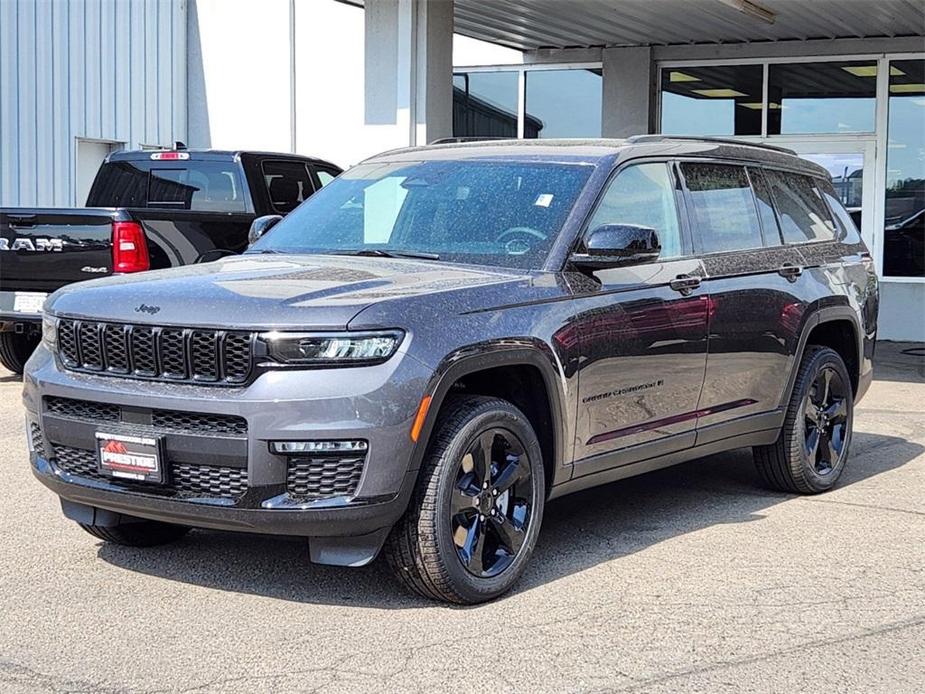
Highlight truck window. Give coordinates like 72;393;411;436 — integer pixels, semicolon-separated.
262;160;315;214
87;160;248;212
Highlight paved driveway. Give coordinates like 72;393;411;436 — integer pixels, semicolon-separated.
0;343;922;693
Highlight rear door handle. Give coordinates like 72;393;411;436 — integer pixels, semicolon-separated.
669;274;701;294
778;263;803;280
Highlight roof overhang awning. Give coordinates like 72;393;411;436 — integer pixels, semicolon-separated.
342;0;925;51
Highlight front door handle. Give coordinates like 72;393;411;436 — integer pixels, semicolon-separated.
778;263;803;281
669;274;701;294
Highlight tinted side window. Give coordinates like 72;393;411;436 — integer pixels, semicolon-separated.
765;170;837;243
587;162;683;258
262;160;315;214
747;168;783;246
88;161;247;212
680;163;762;254
816;177;860;243
315;167;338;187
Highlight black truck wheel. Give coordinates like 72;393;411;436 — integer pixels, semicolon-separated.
0;331;38;375
386;395;545;604
78;520;190;547
754;346;854;494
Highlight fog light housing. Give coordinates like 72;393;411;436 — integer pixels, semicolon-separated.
270;440;368;455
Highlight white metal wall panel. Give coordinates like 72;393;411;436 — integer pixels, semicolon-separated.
0;0;187;207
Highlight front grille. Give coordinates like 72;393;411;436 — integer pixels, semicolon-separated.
45;396;247;437
52;444;248;499
287;455;366;500
56;319;255;385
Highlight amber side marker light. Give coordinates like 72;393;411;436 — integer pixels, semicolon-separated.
410;395;432;442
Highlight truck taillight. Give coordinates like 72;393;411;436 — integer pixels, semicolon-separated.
112;221;150;273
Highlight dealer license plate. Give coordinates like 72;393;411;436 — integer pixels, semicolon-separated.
96;432;165;484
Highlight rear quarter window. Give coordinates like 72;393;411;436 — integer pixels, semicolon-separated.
764;169;837;244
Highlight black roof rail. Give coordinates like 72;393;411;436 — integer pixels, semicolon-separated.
626;134;796;156
428;136;510;145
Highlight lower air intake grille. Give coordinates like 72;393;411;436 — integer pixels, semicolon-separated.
44;396;247;437
29;423;46;458
286;455;366;500
52;445;248;499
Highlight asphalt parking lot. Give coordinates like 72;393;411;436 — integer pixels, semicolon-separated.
0;343;923;693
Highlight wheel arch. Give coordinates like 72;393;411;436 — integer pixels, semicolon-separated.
782;306;863;408
409;341;569;494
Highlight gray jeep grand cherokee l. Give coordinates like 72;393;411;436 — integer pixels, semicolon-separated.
24;137;878;604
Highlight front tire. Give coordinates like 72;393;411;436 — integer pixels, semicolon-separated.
0;331;38;375
78;520;190;547
386;395;545;604
754;346;854;494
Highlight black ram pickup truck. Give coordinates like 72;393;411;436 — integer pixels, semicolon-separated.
0;148;341;373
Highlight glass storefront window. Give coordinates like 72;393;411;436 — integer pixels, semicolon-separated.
884;59;925;278
767;61;877;135
453;71;519;138
660;64;763;136
524;69;602;139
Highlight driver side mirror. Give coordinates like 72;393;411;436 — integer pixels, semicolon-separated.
248;215;283;246
569;223;661;270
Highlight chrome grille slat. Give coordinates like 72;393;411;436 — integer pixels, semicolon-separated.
57;320;254;385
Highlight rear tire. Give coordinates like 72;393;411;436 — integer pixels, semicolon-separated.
754;346;854;494
0;331;38;375
78;520;190;547
385;395;545;604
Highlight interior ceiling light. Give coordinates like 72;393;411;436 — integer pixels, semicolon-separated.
890;83;925;94
842;65;904;78
669;71;701;82
692;88;748;98
842;65;878;78
738;102;763;109
717;0;776;24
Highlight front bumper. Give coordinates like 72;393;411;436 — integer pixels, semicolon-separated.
24;344;433;560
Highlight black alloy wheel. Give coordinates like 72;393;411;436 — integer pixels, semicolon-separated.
802;366;850;475
754;346;854;494
450;428;534;578
386;395;545;604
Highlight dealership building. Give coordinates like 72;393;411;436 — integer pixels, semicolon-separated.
0;0;923;340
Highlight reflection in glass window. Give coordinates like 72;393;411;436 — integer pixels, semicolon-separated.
660;65;763;136
884;59;925;277
747;168;783;246
764;170;836;244
587;163;682;258
767;61;876;135
453;72;520;138
681;164;763;254
524;69;602;139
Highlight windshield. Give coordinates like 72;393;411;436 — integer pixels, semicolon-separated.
247;159;592;269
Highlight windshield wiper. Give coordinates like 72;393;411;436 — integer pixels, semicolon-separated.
332;249;441;261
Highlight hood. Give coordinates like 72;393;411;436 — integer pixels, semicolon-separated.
46;254;536;330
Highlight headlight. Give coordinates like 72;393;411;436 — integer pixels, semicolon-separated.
41;314;57;350
261;330;404;365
